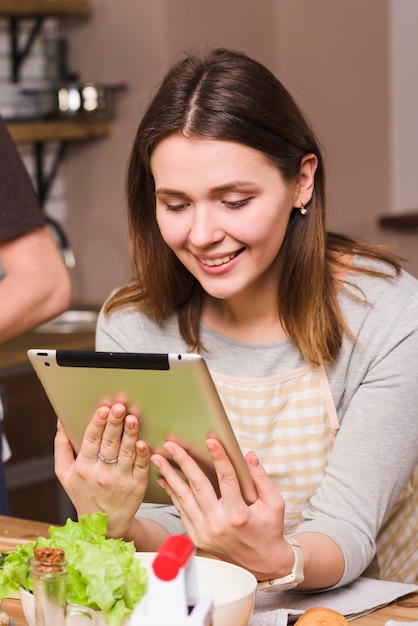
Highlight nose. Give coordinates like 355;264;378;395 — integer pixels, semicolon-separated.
188;205;223;248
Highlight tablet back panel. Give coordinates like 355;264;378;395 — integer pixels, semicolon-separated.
27;349;256;505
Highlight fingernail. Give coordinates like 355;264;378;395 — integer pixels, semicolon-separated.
125;416;136;430
250;452;259;466
207;440;216;453
151;455;162;469
164;442;176;456
97;407;109;420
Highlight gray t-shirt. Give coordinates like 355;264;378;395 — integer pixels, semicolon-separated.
96;258;418;586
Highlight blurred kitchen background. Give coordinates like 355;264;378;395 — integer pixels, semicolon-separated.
0;0;417;524
2;0;418;300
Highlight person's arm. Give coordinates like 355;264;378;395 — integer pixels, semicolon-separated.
294;292;418;588
121;513;171;549
0;226;72;343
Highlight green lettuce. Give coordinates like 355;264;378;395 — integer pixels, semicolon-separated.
0;513;148;626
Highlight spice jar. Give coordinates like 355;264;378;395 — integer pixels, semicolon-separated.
30;547;68;626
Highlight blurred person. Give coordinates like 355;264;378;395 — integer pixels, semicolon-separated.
0;114;72;343
0;113;72;513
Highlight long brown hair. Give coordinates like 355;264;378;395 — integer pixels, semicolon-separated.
106;48;400;364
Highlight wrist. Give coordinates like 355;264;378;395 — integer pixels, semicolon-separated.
257;536;305;592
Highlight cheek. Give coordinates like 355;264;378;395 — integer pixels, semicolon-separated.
156;212;185;251
238;210;290;249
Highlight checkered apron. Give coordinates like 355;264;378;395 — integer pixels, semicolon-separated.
212;364;418;583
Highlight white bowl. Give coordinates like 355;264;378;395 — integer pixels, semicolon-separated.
20;552;257;626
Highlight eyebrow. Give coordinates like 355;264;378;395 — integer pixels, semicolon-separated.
155;181;257;196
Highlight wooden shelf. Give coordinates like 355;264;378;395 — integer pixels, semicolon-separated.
379;212;418;233
6;118;113;207
6;117;113;143
0;0;90;16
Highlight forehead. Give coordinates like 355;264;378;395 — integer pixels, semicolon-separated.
150;135;281;188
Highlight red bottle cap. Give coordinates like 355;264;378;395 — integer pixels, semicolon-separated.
152;535;195;581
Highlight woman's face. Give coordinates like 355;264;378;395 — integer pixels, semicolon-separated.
151;135;301;303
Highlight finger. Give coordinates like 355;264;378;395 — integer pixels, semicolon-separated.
100;394;140;418
98;403;128;462
78;404;111;461
150;450;194;508
54;420;76;480
156;441;218;507
245;450;283;506
134;440;151;472
156;474;195;530
116;414;144;472
155;472;185;509
205;438;248;506
117;439;151;496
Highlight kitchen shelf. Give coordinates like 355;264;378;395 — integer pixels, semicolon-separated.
1;1;112;211
7;117;113;207
0;1;91;82
7;117;113;143
0;1;90;16
379;212;418;233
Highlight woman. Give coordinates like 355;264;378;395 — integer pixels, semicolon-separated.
55;48;418;591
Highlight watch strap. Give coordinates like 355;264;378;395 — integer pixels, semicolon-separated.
257;536;305;592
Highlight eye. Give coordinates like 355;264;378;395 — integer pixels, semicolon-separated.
155;192;190;212
166;203;189;211
223;197;253;209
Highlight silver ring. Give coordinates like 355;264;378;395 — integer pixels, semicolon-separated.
97;452;118;464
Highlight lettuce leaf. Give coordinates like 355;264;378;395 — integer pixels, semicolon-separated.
0;513;148;626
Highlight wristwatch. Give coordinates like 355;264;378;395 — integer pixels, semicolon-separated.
257;536;305;592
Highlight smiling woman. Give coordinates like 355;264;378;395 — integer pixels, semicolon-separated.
152;136;313;312
54;48;418;597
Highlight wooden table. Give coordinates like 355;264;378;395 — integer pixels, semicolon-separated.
0;515;417;626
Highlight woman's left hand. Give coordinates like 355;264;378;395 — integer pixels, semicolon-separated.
151;438;293;581
55;402;151;540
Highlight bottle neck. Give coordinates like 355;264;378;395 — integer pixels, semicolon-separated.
30;548;68;626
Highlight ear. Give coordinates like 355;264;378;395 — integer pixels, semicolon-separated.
297;153;318;206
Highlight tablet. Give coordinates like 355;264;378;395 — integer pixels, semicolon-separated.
27;349;257;505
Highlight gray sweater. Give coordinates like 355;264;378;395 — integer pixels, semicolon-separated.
96;258;418;586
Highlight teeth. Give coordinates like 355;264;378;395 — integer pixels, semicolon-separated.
201;254;236;267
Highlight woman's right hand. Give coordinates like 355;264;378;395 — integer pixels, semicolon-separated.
54;402;151;539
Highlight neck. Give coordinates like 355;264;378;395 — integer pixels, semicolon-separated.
201;293;287;343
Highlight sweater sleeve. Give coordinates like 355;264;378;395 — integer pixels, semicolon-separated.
297;277;418;586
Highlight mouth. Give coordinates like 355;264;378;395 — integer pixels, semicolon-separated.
199;248;244;267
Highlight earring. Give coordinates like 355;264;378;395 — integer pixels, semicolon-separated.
299;201;307;216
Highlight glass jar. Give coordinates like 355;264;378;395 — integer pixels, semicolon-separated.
30;547;68;626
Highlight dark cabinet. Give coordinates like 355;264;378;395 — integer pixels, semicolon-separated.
1;330;94;523
1;367;71;524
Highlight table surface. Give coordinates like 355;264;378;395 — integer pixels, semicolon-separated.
0;515;417;626
0;329;95;372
